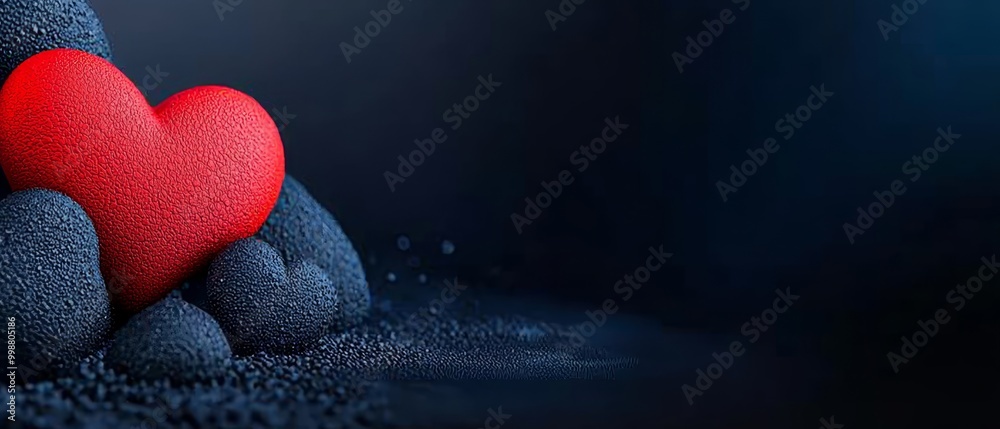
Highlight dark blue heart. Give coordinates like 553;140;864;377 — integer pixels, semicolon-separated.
256;175;370;330
207;238;339;355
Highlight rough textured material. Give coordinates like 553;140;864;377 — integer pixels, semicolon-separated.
105;297;231;383
20;348;388;429
0;189;111;378
16;261;636;428
0;0;112;88
257;175;370;330
18;305;633;428
0;49;286;313
207;239;339;355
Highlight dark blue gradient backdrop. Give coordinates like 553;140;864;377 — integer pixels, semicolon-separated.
87;5;1000;423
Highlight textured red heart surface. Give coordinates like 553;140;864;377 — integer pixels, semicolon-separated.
0;49;285;313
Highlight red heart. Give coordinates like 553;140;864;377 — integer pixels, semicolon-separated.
0;49;285;313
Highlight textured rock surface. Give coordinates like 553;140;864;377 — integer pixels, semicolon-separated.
208;238;339;355
105;297;232;383
0;0;112;87
17;283;636;428
0;189;111;379
257;175;370;330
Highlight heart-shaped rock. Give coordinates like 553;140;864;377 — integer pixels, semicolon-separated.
207;238;338;355
256;175;370;330
0;49;285;312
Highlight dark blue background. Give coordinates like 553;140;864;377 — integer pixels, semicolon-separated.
0;0;986;426
83;1;1000;423
88;0;1000;323
89;0;666;313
